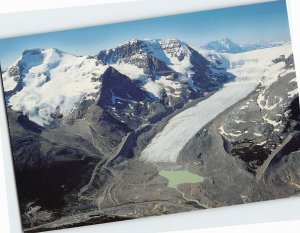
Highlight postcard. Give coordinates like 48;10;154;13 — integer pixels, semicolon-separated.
0;0;298;232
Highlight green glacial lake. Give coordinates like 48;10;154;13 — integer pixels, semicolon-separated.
159;170;204;189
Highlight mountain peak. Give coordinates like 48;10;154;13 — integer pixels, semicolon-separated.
17;48;65;73
20;48;64;60
220;37;231;42
103;38;185;53
124;39;144;45
202;38;244;54
97;38;191;66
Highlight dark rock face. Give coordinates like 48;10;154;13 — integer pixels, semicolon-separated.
98;67;152;108
95;67;173;129
17;115;44;134
231;139;271;172
189;48;224;95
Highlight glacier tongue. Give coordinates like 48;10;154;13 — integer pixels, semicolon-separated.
140;82;258;163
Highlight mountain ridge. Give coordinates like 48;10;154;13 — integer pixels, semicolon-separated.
3;38;230;126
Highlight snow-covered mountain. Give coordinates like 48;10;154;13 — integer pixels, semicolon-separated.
201;38;244;54
3;48;108;125
2;39;230;127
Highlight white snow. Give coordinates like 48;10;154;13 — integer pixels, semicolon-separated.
262;115;282;127
143;40;171;65
2;70;19;92
288;88;298;98
257;141;267;146
263;97;283;110
235;120;246;124
240;102;250;110
247;45;296;112
142;80;163;99
198;48;230;69
111;62;147;81
143;39;196;80
289;77;298;84
254;132;263;137
156;75;182;98
219;125;243;138
159;39;195;79
222;44;293;85
7;49;108;126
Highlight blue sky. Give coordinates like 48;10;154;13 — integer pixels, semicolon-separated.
0;0;291;69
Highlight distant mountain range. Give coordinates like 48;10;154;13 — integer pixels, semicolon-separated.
201;38;289;54
240;40;290;51
201;38;244;54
